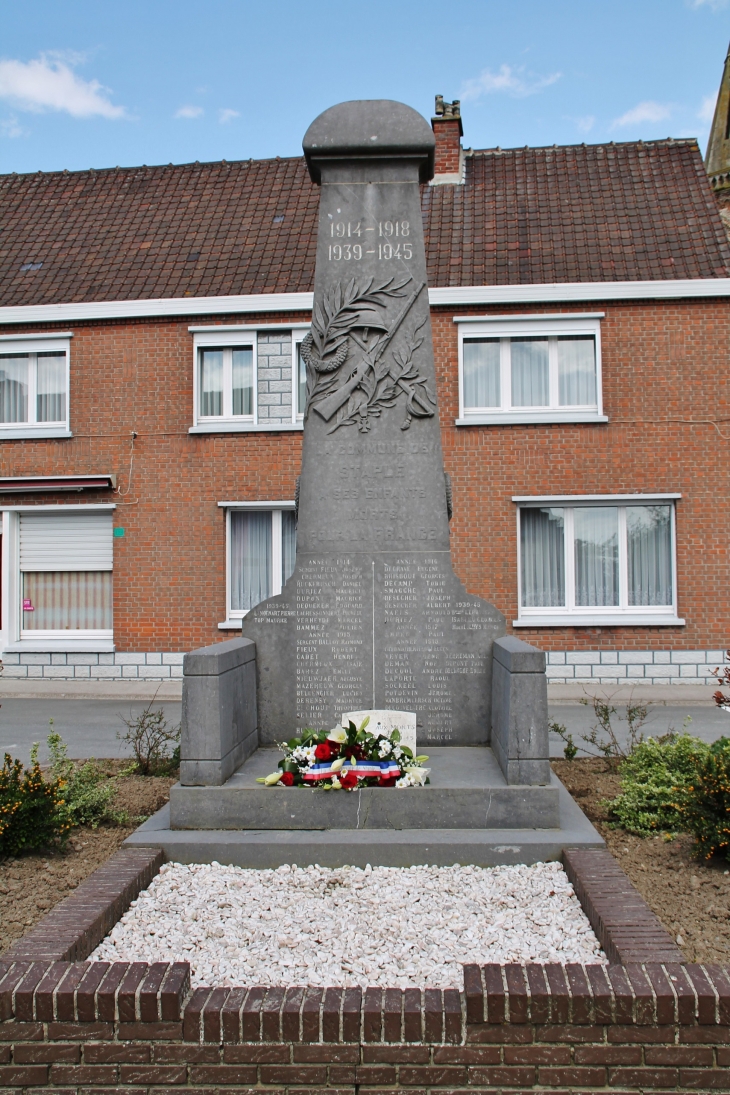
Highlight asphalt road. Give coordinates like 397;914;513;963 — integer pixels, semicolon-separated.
0;698;183;765
0;696;727;766
548;701;730;758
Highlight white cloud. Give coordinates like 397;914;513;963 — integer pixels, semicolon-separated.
0;115;25;138
0;54;125;118
575;115;595;133
218;108;239;124
175;105;204;119
611;100;672;128
688;0;729;10
699;93;718;123
461;63;561;102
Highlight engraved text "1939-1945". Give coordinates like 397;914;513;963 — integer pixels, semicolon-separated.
328;220;412;261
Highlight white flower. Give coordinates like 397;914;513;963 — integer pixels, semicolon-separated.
331;777;342;789
327;726;348;744
405;766;431;786
393;746;403;760
378;740;392;757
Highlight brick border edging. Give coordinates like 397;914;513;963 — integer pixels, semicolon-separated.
563;847;685;965
2;835;685;971
1;959;730;1038
2;847;163;963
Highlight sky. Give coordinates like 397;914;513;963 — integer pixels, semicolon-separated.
1;0;729;175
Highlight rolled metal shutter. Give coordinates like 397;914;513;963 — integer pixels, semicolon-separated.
19;512;113;571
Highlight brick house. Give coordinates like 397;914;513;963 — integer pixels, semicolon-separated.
0;98;728;687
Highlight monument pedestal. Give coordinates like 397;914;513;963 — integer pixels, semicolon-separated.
125;743;604;867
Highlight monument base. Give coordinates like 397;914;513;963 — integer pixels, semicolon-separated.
125;746;604;868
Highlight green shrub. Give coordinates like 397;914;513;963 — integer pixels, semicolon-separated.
675;737;730;861
608;733;708;836
0;744;69;856
48;732;124;828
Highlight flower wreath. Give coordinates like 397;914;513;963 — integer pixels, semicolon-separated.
257;717;430;790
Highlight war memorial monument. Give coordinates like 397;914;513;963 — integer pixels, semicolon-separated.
127;100;602;866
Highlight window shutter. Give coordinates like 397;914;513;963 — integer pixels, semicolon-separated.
19;512;113;571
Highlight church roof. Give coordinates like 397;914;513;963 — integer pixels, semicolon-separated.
1;137;728;308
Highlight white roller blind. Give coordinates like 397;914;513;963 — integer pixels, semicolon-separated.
19;512;113;571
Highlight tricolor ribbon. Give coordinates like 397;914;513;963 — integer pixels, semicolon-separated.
302;760;401;783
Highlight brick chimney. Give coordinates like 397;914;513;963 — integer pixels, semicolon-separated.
431;95;464;184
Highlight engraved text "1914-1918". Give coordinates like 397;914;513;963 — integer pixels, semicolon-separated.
328;220;412;261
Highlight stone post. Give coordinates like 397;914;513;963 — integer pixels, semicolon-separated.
180;637;258;786
491;636;550;785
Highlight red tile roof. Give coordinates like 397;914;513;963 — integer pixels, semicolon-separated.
0;138;727;307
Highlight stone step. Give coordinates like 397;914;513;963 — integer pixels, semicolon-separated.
126;780;604;869
169;746;561;831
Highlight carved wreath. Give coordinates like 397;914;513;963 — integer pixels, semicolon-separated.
301;276;436;433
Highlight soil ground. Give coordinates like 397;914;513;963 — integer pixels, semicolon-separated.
2;758;729;966
0;763;175;955
552;757;730;965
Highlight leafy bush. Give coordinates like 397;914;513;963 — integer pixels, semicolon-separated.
609;733;708;835
48;731;124;828
0;744;69;856
674;737;730;861
118;698;180;775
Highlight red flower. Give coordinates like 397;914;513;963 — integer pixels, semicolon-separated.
280;771;295;786
339;770;359;790
378;775;398;787
314;742;333;761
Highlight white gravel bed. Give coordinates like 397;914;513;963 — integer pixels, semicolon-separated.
91;861;605;988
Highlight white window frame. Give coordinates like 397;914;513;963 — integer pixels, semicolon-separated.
217;500;296;628
513;494;684;627
189;324;307;433
0;333;72;439
292;330;307;422
455;313;607;425
0;503;116;652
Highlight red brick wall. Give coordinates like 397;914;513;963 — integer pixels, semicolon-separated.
0;296;728;654
0;311;306;652
1;960;729;1094
433;298;730;652
432;118;462;176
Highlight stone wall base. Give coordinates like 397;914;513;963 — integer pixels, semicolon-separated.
547;649;725;685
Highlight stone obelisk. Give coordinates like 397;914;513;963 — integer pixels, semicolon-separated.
242;100;505;745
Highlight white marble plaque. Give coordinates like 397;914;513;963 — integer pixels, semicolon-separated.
341;709;416;754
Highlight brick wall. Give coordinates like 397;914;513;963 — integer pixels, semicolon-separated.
1;959;729;1093
0;295;727;657
432;117;462;177
434;297;730;654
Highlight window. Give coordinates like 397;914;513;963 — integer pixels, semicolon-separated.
190;326;308;432
220;504;296;626
0;336;71;438
514;497;683;626
1;507;114;650
456;314;606;425
198;343;255;422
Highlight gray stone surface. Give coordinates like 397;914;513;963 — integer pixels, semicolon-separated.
126;776;604;868
491;637;550;786
169;746;560;831
493;636;546;675
242;99;505;746
180;638;258;786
